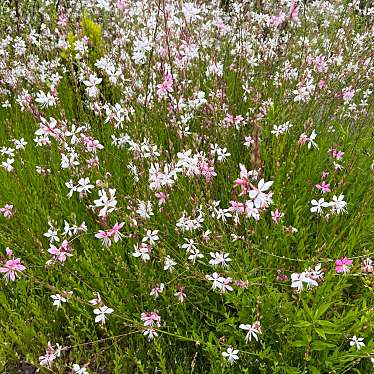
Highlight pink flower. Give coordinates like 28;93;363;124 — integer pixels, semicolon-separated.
157;73;173;98
276;269;289;282
342;87;355;101
141;311;161;339
150;283;165;298
155;191;168;205
244;136;254;147
174;285;186;303
57;13;68;27
271;13;286;27
200;160;216;182
39;341;60;368
315;180;331;193
95;222;125;246
328;148;344;160
234;164;258;196
318;79;326;89
234;280;249;289
271;209;284;224
361;258;373;274
0;204;14;218
229;201;245;214
108;222;125;242
313;56;327;72
335;257;352;273
0;257;26;282
95;230;112;247
47;240;72;263
289;0;300;22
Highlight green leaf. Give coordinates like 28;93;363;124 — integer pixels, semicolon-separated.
314;303;331;319
294;320;313;328
291;340;308;347
315;328;326;340
311;341;336;351
309;366;321;374
316;320;336;328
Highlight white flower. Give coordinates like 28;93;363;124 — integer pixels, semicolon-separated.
187;247;204;263
13;138;27;149
65;124;83;144
334;161;343;171
310;198;330;214
306;263;324;281
350;336;365;350
245;200;260;220
73;364;89;373
136;200;154;219
206;272;224;290
51;294;67;309
142;230;159;245
181;238;197;252
61;152;79;169
239;321;262;343
307;129;318;149
93;305;114;324
291;272;319;293
1;158;14;172
216;147;231;162
164;256;177;272
44;225;60;243
248;179;273;209
96;0;110;11
291;272;304;292
65;179;77;198
222;347;239;364
182;2;201;22
93;188;117;217
209;252;231;267
132;243;151;262
83;74;102;98
35;90;56;108
76;177;94;194
329;194;347;214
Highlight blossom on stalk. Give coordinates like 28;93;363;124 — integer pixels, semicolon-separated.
141;311;161;340
39;342;61;369
222;347;239;364
335;257;352;273
47;240;73;264
248;179;273;209
93;305;114;324
310;198;330;214
239;321;262;343
271;209;284;223
174;285;186;303
51;294;67;309
361;258;373;274
0;255;26;282
93;189;117;217
83;74;102;97
350;336;365;350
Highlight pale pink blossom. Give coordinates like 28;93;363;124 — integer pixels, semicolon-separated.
0;257;26;282
335;257;352;273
